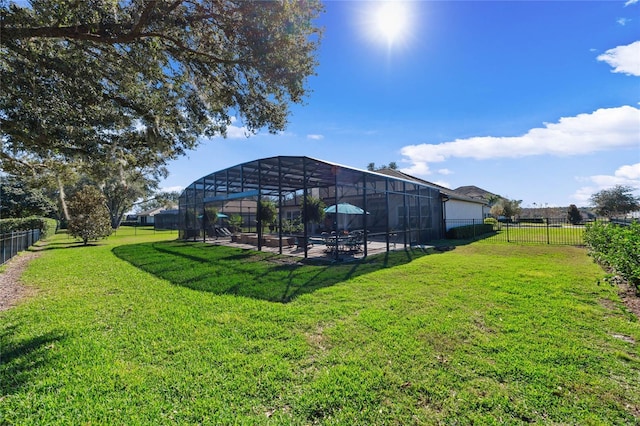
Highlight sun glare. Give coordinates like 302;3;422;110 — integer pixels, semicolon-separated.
364;1;413;49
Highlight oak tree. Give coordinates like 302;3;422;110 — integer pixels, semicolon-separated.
590;185;640;217
1;0;322;173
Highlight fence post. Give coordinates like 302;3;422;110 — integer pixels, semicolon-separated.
506;220;510;243
546;217;550;245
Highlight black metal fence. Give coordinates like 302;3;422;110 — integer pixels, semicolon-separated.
1;229;42;265
445;218;590;245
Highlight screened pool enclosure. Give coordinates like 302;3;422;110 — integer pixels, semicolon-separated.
179;156;445;258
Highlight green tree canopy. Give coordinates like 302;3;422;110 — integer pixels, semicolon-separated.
0;175;56;218
1;0;323;174
135;191;181;213
590;185;640;217
257;199;277;230
490;198;522;219
567;204;583;225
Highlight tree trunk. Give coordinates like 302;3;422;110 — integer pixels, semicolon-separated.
57;175;70;222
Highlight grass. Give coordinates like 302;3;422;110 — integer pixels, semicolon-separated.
1;227;639;424
480;225;586;245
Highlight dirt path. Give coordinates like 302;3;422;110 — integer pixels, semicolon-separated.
0;251;41;311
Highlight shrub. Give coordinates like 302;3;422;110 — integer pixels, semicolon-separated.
446;224;494;239
484;217;498;229
584;221;640;290
228;214;243;233
0;217;57;237
300;195;325;224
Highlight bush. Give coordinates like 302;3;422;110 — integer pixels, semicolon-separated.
67;186;113;245
446;224;494;239
584;221;640;290
228;214;243;233
0;217;57;237
484;217;498;229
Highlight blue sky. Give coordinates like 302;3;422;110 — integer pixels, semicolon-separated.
162;0;640;208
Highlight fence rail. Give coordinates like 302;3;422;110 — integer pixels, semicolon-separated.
445;218;593;245
1;229;42;265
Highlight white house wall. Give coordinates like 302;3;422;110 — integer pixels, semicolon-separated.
445;199;485;230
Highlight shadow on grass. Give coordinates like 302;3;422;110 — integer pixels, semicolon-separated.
113;241;431;303
29;239;108;252
0;322;65;396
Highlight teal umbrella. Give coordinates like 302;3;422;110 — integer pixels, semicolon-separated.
323;203;367;215
324;203;368;230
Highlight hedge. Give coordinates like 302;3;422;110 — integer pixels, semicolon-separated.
446;223;494;239
0;217;58;238
584;221;640;290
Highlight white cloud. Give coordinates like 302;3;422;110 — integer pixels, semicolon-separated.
572;163;640;204
400;106;640;167
617;17;630;26
625;0;638;6
438;168;453;175
225;124;250;138
433;180;451;189
307;134;324;140
597;41;640;76
400;161;431;176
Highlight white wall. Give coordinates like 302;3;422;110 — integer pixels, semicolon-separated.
445;199;485;230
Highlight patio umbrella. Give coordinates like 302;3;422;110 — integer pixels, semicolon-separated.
324;203;368;230
323;203;366;215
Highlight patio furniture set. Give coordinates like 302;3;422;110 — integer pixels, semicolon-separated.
321;230;364;255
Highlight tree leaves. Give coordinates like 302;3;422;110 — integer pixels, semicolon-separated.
1;0;323;171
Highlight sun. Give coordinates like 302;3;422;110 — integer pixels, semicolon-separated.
375;2;409;44
364;1;413;49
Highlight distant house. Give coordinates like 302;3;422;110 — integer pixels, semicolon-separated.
136;207;164;225
452;185;496;220
376;169;491;230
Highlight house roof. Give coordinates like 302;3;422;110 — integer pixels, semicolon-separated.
454;185;499;201
138;207;170;217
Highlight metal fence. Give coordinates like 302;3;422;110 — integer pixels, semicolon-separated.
1;229;42;265
445;218;591;245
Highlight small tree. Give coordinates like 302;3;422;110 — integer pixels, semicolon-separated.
257;200;277;233
590;185;640;218
490;198;522;220
228;214;243;234
567;204;583;225
204;206;219;223
282;217;303;234
67;186;112;245
300;195;326;225
203;206;219;237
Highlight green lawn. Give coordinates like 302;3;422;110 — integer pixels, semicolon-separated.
1;228;639;425
480;225;586;245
